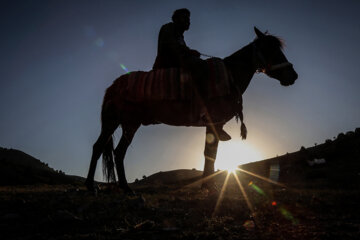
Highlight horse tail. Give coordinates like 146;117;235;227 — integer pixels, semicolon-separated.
102;134;117;183
101;84;118;183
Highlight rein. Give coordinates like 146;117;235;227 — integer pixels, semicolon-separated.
200;53;217;58
252;43;292;74
200;52;247;139
200;42;291;139
202;41;292;75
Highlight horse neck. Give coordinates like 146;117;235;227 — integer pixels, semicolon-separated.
223;43;256;95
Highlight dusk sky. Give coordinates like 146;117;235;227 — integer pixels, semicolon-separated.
1;0;359;182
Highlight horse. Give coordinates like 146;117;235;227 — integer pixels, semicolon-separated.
85;27;298;193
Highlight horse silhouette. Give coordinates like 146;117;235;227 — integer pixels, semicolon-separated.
85;27;298;193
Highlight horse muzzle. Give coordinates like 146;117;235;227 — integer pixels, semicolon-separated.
274;63;297;86
280;70;298;86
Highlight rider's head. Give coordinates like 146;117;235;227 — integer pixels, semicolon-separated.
172;8;190;31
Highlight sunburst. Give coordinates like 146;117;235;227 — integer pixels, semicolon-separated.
216;140;263;173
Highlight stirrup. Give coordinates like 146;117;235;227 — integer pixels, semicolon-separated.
218;129;231;141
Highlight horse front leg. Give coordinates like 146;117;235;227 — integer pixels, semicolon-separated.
201;125;220;189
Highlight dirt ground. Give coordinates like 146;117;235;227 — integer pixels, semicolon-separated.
0;173;359;240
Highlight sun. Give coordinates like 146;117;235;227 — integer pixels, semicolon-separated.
215;141;263;173
225;165;239;174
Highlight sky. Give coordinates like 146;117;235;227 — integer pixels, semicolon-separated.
1;0;359;182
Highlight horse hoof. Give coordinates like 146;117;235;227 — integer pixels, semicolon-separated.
85;180;93;191
85;180;99;195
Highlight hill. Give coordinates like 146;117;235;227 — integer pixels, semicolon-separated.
134;169;203;185
239;128;360;189
134;128;360;189
0;147;84;186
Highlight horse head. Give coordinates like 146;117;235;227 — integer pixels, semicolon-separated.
253;27;298;86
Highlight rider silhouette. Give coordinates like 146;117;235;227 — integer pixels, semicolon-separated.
153;8;200;70
153;8;231;141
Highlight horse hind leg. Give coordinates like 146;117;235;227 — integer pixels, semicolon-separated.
113;123;140;194
85;122;118;191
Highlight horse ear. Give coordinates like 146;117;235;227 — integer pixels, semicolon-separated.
254;27;265;38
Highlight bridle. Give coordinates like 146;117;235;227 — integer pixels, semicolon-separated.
200;41;292;74
252;42;292;74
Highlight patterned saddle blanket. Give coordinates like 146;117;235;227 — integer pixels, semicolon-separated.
114;58;232;102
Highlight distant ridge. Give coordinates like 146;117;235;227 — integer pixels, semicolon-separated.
134;128;360;188
132;169;203;186
240;128;360;188
0;147;84;186
1;128;359;188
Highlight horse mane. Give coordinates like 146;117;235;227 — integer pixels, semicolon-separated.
254;32;285;49
224;31;285;65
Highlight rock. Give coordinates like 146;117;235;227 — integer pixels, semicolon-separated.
243;219;255;230
134;220;155;230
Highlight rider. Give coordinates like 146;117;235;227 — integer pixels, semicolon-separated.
153;8;231;141
153;8;200;70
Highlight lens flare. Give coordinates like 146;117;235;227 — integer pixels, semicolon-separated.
279;207;298;225
206;133;216;144
247;179;298;225
84;26;96;37
233;172;254;213
239;168;285;187
248;181;265;196
120;64;130;74
243;220;255;230
180;170;225;189
94;37;104;47
212;172;231;217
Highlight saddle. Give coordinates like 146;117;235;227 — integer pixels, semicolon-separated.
116;58;232;102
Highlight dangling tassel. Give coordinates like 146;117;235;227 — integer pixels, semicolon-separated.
236;98;247;140
241;121;247;140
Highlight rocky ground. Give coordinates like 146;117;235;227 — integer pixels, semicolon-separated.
1;129;359;239
1;173;359;240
